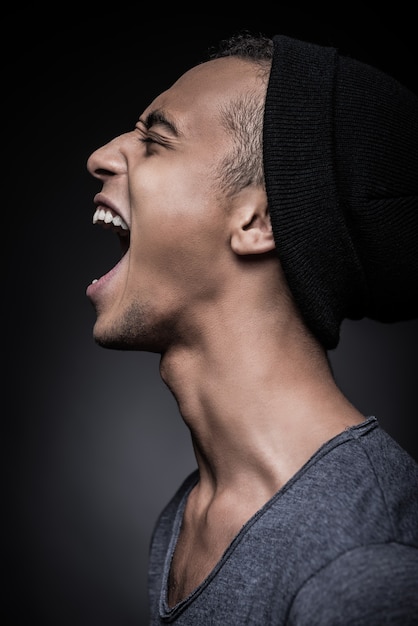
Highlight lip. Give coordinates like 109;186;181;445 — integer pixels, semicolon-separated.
86;252;128;301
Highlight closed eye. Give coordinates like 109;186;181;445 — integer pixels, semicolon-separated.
135;122;158;145
136;130;162;151
140;133;175;150
135;113;179;149
137;129;165;147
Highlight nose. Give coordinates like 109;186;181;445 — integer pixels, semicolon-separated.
86;134;128;181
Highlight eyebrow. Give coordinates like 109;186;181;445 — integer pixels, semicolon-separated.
141;109;182;137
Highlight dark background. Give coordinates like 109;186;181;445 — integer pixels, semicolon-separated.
5;6;418;625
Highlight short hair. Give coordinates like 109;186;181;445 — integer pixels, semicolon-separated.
209;31;274;63
208;33;273;197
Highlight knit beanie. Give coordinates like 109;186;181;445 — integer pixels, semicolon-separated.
263;35;418;349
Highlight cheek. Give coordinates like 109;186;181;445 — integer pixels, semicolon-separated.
131;162;222;242
140;161;213;210
129;166;227;286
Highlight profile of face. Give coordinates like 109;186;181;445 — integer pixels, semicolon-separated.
86;56;271;353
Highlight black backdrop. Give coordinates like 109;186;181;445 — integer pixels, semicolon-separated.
5;6;418;625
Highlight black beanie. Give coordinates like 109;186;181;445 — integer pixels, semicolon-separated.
263;35;418;349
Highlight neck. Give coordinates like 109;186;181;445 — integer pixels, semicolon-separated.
158;297;364;500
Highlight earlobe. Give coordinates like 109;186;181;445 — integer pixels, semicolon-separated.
230;192;276;256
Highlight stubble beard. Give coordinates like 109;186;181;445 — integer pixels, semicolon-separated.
92;299;175;354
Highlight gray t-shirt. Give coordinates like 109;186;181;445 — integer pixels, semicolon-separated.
148;417;418;624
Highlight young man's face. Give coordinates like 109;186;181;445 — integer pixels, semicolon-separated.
86;56;263;352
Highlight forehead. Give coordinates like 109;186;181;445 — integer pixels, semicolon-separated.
143;56;264;136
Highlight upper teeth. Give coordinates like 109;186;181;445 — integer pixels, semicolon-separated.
93;207;129;231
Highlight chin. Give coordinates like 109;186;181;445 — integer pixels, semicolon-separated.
92;321;167;354
91;298;177;353
92;324;139;351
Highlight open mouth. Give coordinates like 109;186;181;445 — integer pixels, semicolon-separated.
93;206;130;257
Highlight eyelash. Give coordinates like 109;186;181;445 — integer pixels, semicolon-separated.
136;127;165;148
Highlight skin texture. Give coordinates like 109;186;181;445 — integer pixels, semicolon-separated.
86;57;272;352
86;55;365;606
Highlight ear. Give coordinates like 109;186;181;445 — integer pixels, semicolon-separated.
230;187;275;255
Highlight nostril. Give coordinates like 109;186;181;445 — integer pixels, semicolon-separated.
86;150;116;179
95;168;115;177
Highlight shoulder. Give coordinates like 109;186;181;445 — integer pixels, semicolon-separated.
288;543;418;625
278;421;418;544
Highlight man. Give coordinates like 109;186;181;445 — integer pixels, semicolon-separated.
86;33;418;624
